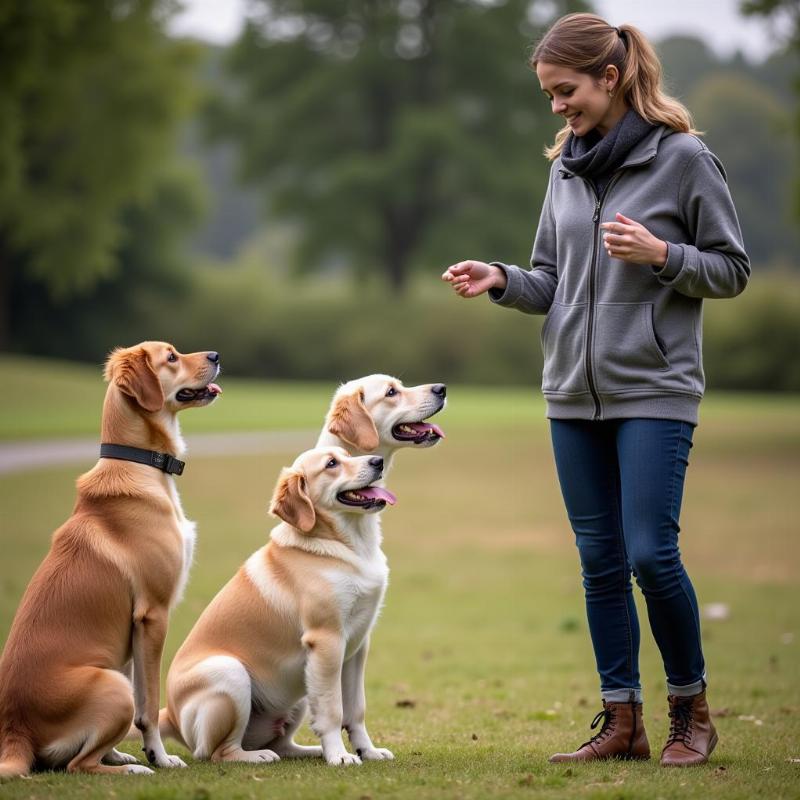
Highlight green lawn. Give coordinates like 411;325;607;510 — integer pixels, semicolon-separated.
1;356;799;798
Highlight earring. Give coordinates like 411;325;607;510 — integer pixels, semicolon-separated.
608;89;614;99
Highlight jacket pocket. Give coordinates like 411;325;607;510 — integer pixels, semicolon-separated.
593;302;670;393
541;302;589;395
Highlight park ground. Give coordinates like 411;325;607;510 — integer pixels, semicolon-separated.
0;355;798;799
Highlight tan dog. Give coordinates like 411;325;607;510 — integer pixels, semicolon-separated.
317;374;446;468
0;342;221;778
163;447;396;765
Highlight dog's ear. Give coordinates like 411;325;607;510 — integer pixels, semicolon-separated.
270;468;316;533
104;346;165;413
327;390;379;452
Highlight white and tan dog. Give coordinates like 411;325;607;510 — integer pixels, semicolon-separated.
162;447;397;765
0;342;221;778
317;374;446;467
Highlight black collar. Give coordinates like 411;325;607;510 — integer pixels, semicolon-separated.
100;443;185;476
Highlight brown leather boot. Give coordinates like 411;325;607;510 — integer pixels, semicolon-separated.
660;691;718;767
549;698;650;762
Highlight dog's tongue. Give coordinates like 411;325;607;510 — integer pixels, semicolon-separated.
208;383;222;395
359;487;397;505
409;422;445;438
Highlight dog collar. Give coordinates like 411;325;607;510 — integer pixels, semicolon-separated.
100;444;185;476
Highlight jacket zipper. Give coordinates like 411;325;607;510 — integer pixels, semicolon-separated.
585;173;623;420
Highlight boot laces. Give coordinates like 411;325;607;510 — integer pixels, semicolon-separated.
578;706;615;749
666;698;694;746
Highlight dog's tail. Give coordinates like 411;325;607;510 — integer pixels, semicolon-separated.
0;732;34;779
125;708;182;745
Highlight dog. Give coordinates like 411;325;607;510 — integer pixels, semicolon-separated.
162;447;398;765
0;342;221;778
317;374;446;469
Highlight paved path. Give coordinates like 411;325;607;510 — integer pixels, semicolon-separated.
0;430;318;476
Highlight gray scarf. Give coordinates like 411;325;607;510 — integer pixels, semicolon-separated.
561;109;655;195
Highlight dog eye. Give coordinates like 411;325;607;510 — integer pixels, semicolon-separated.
385;387;397;397
167;352;178;363
325;458;338;469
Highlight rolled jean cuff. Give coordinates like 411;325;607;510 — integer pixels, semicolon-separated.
666;674;706;697
601;688;642;703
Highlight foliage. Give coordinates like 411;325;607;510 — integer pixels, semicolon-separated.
8;163;205;358
688;72;799;265
12;256;797;392
0;0;201;345
741;0;800;219
207;0;589;290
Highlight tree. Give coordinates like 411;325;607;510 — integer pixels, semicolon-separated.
741;0;800;220
9;163;204;360
688;72;799;265
0;0;198;349
210;0;586;290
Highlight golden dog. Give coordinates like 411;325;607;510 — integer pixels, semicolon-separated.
0;342;220;777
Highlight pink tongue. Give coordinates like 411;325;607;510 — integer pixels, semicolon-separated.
409;422;445;439
359;487;397;506
208;383;222;395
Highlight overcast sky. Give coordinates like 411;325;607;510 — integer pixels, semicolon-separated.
169;0;781;62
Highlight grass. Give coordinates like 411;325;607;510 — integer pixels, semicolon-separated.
1;356;799;798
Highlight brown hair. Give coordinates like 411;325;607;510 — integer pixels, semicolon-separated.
531;13;700;160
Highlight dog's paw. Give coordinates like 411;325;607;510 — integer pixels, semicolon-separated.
154;754;187;769
246;749;281;764
327;752;362;766
358;747;394;761
125;764;155;775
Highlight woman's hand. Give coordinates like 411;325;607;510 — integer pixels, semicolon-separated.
441;260;507;298
601;213;668;267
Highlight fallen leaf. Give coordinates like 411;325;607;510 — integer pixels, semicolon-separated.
395;698;416;708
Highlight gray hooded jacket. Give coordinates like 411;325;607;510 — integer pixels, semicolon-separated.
490;126;750;424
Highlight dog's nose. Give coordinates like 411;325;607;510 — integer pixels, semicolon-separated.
369;457;384;472
207;351;220;364
432;383;447;398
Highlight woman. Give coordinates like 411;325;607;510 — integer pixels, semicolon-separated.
442;13;749;767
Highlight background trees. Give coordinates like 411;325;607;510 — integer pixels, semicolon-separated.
207;0;585;290
0;0;199;349
1;1;799;389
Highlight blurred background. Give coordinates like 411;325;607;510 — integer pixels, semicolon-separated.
1;0;798;389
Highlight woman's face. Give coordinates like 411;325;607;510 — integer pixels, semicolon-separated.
536;61;621;137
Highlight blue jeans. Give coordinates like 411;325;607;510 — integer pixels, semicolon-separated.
550;418;705;702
